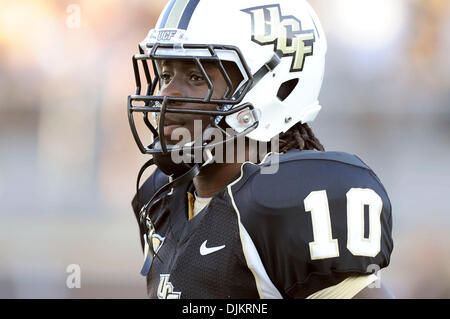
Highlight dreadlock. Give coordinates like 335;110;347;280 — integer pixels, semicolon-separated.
278;122;325;152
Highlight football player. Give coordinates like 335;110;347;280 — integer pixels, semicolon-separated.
127;0;394;299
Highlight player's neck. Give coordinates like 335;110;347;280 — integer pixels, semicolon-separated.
193;162;243;198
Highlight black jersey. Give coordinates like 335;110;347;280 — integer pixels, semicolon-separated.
131;150;393;299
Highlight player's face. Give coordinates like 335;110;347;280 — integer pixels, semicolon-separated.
157;60;235;145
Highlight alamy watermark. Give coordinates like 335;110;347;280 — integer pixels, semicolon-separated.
66;264;81;288
66;4;81;29
367;264;382;288
166;120;280;174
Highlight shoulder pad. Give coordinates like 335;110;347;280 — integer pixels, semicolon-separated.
132;168;169;214
231;150;379;209
261;150;371;170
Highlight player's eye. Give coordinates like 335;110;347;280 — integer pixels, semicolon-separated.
160;72;172;84
190;73;204;82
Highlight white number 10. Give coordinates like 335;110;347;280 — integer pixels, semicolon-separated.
304;188;382;260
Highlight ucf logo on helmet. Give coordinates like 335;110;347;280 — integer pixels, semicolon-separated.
242;4;315;72
157;30;177;41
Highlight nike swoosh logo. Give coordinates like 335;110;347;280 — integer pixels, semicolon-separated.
200;240;226;256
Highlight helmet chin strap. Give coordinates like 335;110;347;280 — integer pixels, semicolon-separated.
136;159;201;222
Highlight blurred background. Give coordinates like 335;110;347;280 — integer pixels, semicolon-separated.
0;0;449;298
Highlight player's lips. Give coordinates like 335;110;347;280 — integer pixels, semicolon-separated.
162;119;185;137
163;124;184;136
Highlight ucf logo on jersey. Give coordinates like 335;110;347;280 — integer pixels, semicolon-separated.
157;274;181;299
242;4;315;72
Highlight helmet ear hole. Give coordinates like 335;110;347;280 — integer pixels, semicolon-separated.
277;79;299;101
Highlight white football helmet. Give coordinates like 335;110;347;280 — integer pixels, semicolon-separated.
128;0;327;155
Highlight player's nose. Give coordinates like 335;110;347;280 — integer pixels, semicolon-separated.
159;77;186;107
